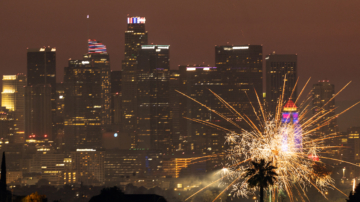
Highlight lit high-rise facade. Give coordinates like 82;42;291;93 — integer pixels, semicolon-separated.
27;47;56;88
70;149;105;186
345;127;360;163
215;45;263;129
25;85;52;140
266;53;297;113
87;39;111;126
312;80;337;146
169;70;180;152
110;71;122;126
124;17;147;58
26;47;56;139
63;58;102;150
136;45;171;151
55;83;65;145
1;75;17;111
177;66;224;155
1;74;27;143
122;17;148;148
0;107;13;141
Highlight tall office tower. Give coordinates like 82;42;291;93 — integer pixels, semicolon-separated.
121;17;148;148
266;52;297;113
1;74;27;143
136;45;171;151
215;45;263;129
55;83;65;122
345;127;360;163
27;47;56;138
0;107;13;140
169;70;180;152
14;74;26;142
63;59;102;151
25;85;52;140
110;71;122;126
87;39;111;126
55;83;65;144
1;75;17;111
177;65;224;155
312;80;337;145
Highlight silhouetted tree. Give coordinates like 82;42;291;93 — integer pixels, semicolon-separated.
147;186;162;195
89;187;124;202
244;159;277;202
0;152;11;202
36;179;50;186
136;186;147;194
347;183;360;202
125;184;137;194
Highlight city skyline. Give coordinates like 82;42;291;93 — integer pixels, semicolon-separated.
0;1;359;102
0;2;360;201
0;15;358;131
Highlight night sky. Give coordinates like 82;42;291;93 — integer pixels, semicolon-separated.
1;0;360;130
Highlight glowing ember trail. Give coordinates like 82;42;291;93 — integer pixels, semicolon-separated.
180;77;360;202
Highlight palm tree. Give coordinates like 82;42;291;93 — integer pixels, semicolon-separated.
347;183;360;202
244;159;277;202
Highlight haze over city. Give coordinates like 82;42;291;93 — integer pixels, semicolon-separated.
0;1;360;202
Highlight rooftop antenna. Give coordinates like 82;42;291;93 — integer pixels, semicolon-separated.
87;15;90;52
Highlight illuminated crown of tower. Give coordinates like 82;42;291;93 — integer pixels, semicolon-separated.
283;99;297;112
88;39;107;54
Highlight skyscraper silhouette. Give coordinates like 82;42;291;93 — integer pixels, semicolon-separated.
121;17;148;148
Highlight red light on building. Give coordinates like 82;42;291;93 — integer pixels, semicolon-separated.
44;134;48;138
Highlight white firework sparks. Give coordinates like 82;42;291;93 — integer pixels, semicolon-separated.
179;77;360;202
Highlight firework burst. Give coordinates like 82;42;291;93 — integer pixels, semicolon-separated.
179;77;360;202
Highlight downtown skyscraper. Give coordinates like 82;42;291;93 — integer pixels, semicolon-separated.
312;80;337;145
174;45;263;154
1;74;27;143
121;17;148;149
110;71;122;127
88;39;111;126
63;58;102;150
266;52;297;113
215;45;263;129
177;65;224;154
63;40;109;150
137;45;171;151
26;47;56;140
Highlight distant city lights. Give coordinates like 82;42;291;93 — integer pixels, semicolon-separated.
76;149;96;152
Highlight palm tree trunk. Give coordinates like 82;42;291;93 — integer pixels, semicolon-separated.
260;185;264;202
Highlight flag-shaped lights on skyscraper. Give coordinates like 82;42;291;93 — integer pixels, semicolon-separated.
88;39;107;54
127;17;146;24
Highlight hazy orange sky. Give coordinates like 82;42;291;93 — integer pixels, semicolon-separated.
1;0;360;129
